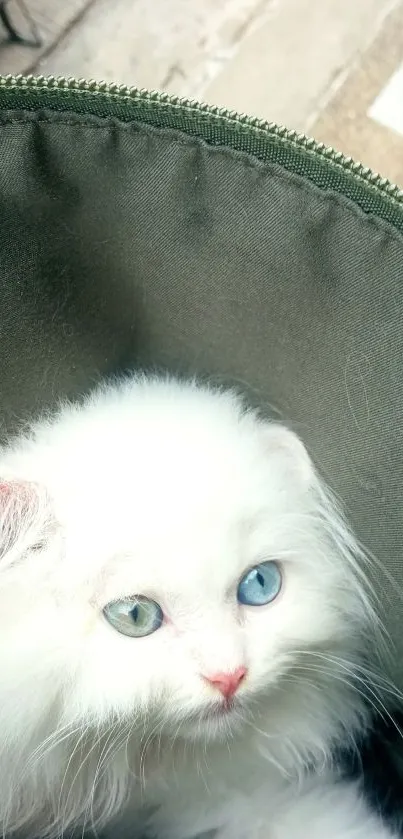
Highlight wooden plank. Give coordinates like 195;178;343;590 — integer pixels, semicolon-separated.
37;0;265;95
312;0;403;187
0;0;95;76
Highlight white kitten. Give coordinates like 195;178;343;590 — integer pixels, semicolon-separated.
0;375;396;839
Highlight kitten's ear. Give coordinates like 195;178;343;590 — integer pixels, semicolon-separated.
0;479;48;562
259;424;314;484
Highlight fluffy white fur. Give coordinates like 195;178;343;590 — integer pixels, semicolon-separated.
0;375;396;838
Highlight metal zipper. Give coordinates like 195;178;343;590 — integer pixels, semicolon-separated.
1;73;403;208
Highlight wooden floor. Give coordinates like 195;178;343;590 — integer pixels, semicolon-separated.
0;0;94;77
1;0;403;187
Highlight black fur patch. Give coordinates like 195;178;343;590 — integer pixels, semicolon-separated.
339;709;403;834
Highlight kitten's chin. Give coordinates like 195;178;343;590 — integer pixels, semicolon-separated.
174;700;247;742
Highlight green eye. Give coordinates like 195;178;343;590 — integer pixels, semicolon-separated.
103;596;163;637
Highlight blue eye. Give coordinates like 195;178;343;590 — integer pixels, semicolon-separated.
103;597;163;637
237;561;282;606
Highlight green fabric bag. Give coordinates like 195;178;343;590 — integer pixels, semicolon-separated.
0;75;403;688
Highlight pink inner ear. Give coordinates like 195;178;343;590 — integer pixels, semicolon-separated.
0;481;13;496
0;480;43;559
0;480;29;498
0;480;38;513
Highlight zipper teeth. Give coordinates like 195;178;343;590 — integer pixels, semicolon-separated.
2;73;403;206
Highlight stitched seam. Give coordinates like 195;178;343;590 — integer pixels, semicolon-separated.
1;113;402;244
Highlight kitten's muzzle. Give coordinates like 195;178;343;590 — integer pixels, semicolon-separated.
202;667;247;700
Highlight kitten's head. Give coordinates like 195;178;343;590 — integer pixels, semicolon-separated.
0;377;374;748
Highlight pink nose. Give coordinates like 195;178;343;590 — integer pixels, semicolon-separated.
203;666;247;699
